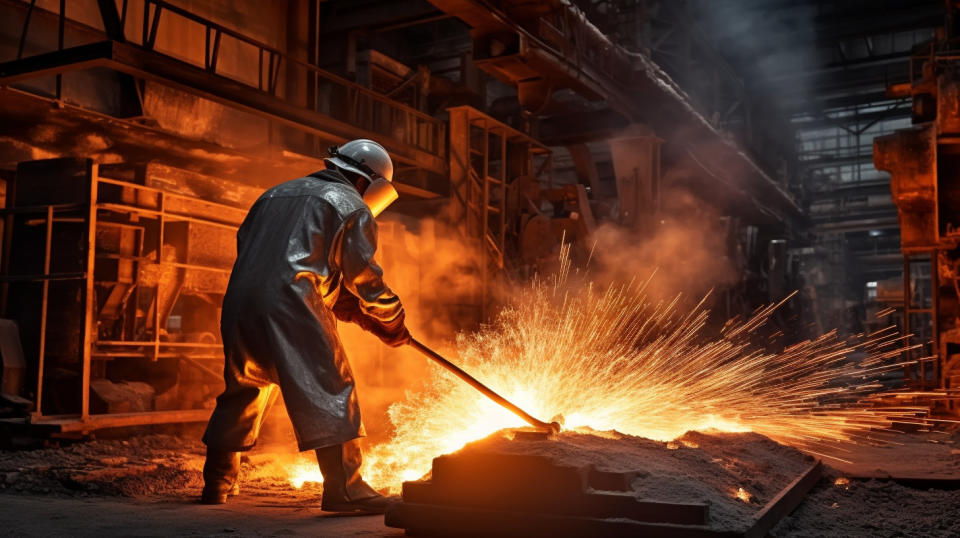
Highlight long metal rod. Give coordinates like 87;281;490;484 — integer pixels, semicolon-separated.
746;460;823;538
16;0;36;60
35;205;53;419
931;247;939;390
409;337;559;433
481;118;489;320
903;253;912;383
55;0;64;100
154;191;164;361
80;163;99;421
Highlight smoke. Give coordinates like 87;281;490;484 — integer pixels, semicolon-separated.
254;212;485;455
253;183;740;484
688;1;818;108
587;185;738;303
342;214;486;443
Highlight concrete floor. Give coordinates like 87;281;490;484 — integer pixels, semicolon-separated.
2;430;957;537
2;494;402;537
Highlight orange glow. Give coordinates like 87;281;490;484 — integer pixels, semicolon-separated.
286;457;324;489
735;487;752;503
338;251;926;492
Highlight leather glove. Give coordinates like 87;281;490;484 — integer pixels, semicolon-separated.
331;288;365;325
363;315;411;348
332;289;411;347
382;325;412;347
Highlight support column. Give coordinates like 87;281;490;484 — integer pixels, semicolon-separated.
607;124;662;236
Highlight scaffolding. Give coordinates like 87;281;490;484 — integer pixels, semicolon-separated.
1;159;244;432
447;106;552;319
901;251;940;389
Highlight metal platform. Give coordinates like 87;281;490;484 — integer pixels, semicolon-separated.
0;409;210;433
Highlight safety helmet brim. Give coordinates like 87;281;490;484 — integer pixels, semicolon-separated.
324;156;374;183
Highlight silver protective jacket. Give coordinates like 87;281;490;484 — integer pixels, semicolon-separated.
203;170;404;452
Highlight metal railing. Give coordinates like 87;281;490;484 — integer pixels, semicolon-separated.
0;163;243;427
12;0;445;161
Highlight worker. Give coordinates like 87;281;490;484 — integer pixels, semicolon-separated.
200;139;409;514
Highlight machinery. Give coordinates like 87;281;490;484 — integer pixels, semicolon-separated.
873;6;960;409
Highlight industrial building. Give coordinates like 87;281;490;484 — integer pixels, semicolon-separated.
0;1;957;536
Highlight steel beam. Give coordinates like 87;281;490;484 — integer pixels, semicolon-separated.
786;90;899;112
431;0;804;228
0;40;110;82
25;409;212;432
744;461;822;538
317;0;445;33
0;41;448;176
96;0;125;42
538;108;629;146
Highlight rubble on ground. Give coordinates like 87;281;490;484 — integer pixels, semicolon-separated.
773;472;960;537
0;434;319;500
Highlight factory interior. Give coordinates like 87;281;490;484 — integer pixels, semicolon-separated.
0;0;959;536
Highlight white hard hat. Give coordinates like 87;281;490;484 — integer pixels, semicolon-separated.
325;139;398;217
325;139;394;182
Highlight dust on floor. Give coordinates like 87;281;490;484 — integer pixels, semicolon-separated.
0;434;322;500
772;473;960;537
1;494;397;537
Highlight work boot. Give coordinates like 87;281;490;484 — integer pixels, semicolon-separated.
315;439;395;514
200;449;241;504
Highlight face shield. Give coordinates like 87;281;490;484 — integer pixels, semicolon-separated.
362;176;399;217
325;144;398;217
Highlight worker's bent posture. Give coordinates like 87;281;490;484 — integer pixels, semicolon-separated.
201;139;409;513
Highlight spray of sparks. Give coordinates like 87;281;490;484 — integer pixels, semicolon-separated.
360;250;929;491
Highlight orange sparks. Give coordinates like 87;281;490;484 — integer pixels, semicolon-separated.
357;255;928;492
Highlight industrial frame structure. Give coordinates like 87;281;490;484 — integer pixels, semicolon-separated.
448;105;553;318
3;0;448;177
1;159;245;431
2;0;957;432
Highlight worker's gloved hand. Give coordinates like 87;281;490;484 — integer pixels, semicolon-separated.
332;288;411;347
331;289;366;325
364;317;411;347
382;324;412;348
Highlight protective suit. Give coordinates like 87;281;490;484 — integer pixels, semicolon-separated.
202;168;406;453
